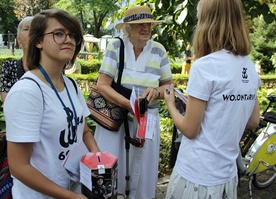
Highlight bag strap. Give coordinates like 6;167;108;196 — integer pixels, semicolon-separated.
22;76;78;99
115;37;124;85
67;77;78;95
114;38;140;147
16;58;25;79
20;77;44;104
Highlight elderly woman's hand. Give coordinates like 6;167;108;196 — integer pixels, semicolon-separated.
142;87;160;104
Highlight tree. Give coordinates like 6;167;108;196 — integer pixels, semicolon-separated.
249;16;276;73
14;0;53;19
54;0;128;38
132;0;276;59
86;0;121;37
0;1;19;40
0;0;54;44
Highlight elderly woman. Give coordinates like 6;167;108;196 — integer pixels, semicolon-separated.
1;16;34;102
0;16;33;199
94;5;173;199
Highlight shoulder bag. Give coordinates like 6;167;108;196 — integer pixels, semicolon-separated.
87;37;131;131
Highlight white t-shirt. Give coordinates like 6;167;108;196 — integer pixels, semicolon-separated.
175;49;261;186
4;72;90;199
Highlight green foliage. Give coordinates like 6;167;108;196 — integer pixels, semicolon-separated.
97;51;104;61
54;0;125;37
14;0;53;18
257;85;276;112
66;73;99;82
0;1;19;35
159;117;174;177
249;16;276;73
133;0;276;59
134;0;199;58
78;59;102;74
272;53;276;69
170;62;182;74
243;0;276;23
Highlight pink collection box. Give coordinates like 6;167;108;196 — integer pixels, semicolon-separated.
80;151;118;199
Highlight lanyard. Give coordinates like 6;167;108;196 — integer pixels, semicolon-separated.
38;64;78;132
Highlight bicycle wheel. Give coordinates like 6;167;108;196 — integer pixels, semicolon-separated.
252;166;276;189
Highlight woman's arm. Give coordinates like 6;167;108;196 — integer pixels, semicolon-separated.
1;92;8;102
1;61;12;102
140;80;173;104
7;142;88;199
246;99;260;129
83;122;100;152
97;73;132;113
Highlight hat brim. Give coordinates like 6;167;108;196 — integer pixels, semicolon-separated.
115;18;162;29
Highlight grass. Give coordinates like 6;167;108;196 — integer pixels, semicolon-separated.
0;48;23;56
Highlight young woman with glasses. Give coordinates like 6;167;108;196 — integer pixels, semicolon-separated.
4;9;100;199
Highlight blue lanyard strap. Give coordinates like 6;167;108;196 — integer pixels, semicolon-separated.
38;64;78;128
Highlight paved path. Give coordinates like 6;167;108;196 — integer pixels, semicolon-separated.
155;175;276;199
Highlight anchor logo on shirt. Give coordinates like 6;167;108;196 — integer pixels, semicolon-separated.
241;67;249;83
59;107;83;148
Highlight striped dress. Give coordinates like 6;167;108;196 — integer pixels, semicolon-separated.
94;36;172;199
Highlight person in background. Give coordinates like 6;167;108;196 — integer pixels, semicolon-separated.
0;16;33;199
4;9;100;199
94;5;173;199
164;0;260;198
181;42;194;75
1;16;34;102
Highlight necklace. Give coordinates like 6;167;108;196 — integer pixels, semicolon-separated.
38;64;78;134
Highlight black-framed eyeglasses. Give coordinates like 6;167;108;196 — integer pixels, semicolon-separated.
43;30;81;45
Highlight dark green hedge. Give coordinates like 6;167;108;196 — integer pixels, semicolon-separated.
1;56;275;88
79;58;183;74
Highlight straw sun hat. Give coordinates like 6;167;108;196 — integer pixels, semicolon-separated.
115;5;162;29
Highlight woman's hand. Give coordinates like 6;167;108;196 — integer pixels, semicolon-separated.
97;73;131;111
142;87;160;104
164;84;176;107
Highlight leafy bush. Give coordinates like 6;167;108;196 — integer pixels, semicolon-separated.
159;117;174;177
249;16;276;74
79;59;102;74
170;62;182;74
